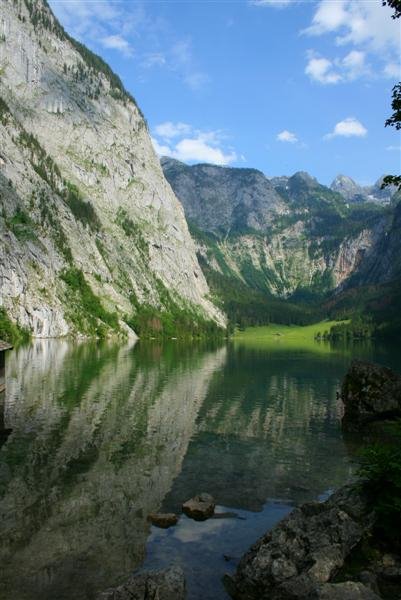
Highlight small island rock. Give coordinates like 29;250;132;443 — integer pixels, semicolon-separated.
147;512;178;528
341;360;401;430
182;493;215;521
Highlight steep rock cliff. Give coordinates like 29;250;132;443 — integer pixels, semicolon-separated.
162;157;388;304
160;157;287;237
0;0;223;337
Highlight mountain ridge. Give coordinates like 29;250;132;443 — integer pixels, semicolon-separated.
161;156;398;328
0;0;224;338
330;173;396;205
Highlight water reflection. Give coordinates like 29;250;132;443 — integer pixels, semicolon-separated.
162;345;354;514
1;337;398;600
0;340;226;600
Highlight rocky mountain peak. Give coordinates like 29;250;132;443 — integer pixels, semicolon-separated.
0;0;224;336
331;174;359;190
161;158;287;237
330;174;364;203
289;171;318;187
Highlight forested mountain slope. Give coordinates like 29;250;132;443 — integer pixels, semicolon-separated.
162;157;398;327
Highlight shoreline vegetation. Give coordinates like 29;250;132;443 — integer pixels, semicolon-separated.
0;310;382;347
0;308;30;346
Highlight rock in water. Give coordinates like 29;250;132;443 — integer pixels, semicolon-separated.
182;493;215;521
341;360;401;430
226;485;374;600
97;566;185;600
147;512;178;528
316;581;381;599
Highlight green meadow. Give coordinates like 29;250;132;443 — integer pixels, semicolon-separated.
232;321;349;352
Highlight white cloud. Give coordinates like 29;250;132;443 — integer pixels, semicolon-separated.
101;34;133;57
277;130;298;143
384;62;401;79
154;122;192;139
304;0;399;52
305;55;341;84
325;117;368;139
386;145;401;151
172;138;237;165
152;123;238;165
303;0;348;37
342;50;366;80
305;49;368;84
303;1;400;85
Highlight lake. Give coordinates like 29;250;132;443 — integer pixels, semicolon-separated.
0;335;400;600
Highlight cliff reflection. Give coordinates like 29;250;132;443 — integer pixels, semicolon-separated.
0;340;226;600
163;345;354;513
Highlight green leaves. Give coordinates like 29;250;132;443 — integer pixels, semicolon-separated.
358;433;401;547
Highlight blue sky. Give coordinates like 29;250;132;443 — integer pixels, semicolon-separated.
49;0;401;185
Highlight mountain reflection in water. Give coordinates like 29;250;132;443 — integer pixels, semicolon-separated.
0;337;398;600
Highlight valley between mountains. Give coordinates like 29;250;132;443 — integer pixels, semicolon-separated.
1;0;400;342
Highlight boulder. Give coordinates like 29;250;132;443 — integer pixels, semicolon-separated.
97;566;185;600
182;493;215;521
341;360;401;430
147;512;178;528
315;581;381;599
226;485;374;600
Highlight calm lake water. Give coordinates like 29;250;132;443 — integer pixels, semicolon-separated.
0;336;400;600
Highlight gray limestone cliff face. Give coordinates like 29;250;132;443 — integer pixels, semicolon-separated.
161;157;287;237
331;175;367;204
345;200;401;288
162;158;386;298
0;0;224;336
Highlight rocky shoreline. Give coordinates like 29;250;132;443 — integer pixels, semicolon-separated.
225;484;378;599
225;360;401;600
97;360;401;600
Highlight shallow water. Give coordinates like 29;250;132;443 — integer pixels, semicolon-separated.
0;336;400;600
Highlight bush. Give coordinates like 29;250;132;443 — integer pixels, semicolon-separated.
0;308;30;345
60;268;119;336
358;435;401;548
7;208;36;242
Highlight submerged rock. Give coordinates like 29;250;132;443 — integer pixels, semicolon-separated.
182;493;215;521
147;512;178;528
226;485;374;600
341;360;401;430
97;566;185;600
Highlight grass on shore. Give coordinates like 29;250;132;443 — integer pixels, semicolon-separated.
233;320;349;350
